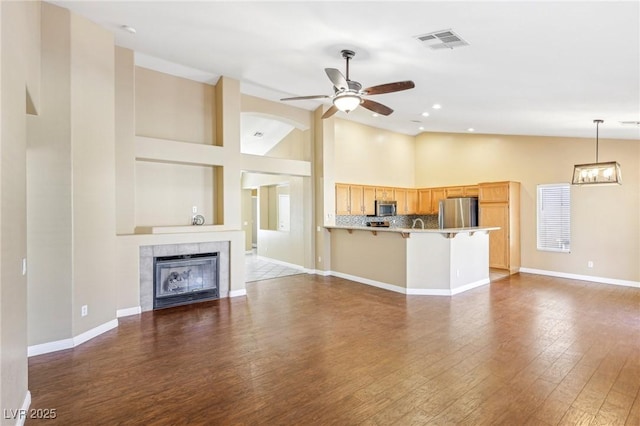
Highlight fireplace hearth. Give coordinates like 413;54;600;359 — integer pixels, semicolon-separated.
153;252;219;309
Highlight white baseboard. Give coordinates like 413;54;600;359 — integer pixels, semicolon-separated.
27;338;74;357
28;319;118;357
451;278;491;295
329;271;408;294
256;255;306;272
406;288;451;296
117;306;142;317
309;269;331;276
9;390;32;426
519;268;640;288
328;271;490;296
229;289;247;297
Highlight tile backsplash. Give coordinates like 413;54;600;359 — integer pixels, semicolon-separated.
336;214;438;229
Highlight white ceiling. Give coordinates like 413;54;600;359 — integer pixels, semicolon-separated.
52;1;640;140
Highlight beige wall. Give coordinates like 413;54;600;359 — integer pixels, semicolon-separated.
330;230;407;287
415;132;640;282
27;2;72;346
135;66;216;144
115;47;136;234
26;3;118;347
135;161;215;227
264;127;309;161
334;118;415;187
1;0;40;416
69;11;117;336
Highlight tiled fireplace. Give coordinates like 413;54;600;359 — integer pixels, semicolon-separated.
139;241;230;312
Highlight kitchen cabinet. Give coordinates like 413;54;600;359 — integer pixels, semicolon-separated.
336;184;351;215
395;188;418;215
336;184;376;215
431;188;446;214
445;186;464;198
464;186;479;196
406;189;418;214
417;189;432;214
362;186;376;215
479;181;520;273
375;187;393;201
349;185;365;215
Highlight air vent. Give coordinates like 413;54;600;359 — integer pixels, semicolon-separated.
619;121;640;127
253;131;264;137
416;29;469;50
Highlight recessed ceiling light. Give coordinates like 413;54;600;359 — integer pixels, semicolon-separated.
372;113;379;117
120;25;137;34
467;128;475;132
432;104;441;109
421;112;430;117
419;126;425;131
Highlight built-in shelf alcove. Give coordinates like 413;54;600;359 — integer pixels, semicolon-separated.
134;156;223;231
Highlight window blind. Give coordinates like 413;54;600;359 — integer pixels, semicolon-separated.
537;184;571;252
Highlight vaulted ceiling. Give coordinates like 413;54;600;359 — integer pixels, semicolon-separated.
52;1;640;140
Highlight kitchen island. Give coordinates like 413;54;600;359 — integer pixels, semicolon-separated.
326;226;498;295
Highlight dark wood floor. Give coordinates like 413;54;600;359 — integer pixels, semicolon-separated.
28;273;639;425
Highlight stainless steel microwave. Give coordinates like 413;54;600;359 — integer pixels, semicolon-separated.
374;200;397;217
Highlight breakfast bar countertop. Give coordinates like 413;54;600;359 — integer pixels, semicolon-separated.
325;225;499;236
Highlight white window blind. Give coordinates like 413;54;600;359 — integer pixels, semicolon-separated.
537;184;571;252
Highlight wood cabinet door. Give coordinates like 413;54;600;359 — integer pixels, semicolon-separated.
336;184;351;215
349;185;364;215
376;187;392;201
406;189;418;214
394;188;407;213
480;203;509;269
362;186;376;215
479;182;510;202
464;186;479;197
418;189;432;214
430;188;446;214
445;186;464;198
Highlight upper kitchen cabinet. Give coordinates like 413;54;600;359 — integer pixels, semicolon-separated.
463;186;479;197
445;186;465;198
395;188;418;215
376;187;393;201
479;181;521;273
336;183;351;215
335;184;375;215
417;189;432;214
431;188;446;214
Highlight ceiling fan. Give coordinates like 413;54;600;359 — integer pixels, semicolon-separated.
280;49;415;119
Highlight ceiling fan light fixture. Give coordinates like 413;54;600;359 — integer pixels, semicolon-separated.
333;93;361;113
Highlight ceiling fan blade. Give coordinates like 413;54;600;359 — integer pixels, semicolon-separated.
361;99;393;116
325;68;348;90
363;80;415;95
280;95;330;101
321;105;339;119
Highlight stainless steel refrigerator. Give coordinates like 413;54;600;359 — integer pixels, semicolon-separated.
438;197;479;229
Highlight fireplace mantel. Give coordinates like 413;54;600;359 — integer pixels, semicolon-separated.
135;225;226;234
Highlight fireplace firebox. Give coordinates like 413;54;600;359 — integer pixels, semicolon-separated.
153;252;219;309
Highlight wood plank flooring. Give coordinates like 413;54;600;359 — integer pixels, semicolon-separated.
27;273;640;425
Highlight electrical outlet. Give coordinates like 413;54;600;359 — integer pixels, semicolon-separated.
192;205;198;214
587;261;594;268
81;305;88;317
318;256;322;263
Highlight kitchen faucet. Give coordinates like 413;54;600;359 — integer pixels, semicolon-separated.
412;218;425;229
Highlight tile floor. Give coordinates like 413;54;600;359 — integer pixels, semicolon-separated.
245;249;305;282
